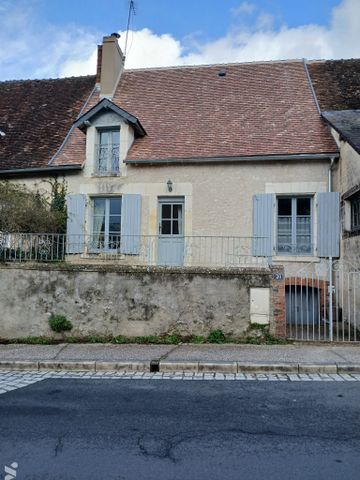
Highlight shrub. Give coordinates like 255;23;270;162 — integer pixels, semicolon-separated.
207;329;226;344
48;314;73;333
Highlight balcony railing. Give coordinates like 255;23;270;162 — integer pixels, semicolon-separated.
0;233;271;268
95;144;120;173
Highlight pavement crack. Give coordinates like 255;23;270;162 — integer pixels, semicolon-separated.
54;344;69;360
54;434;65;457
158;344;182;362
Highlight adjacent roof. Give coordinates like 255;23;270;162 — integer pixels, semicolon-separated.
73;98;146;136
322;110;360;154
307;59;360;111
0;75;96;171
114;61;338;163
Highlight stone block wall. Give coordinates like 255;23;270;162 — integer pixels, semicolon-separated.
0;264;285;339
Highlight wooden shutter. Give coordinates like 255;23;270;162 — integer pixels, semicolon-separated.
317;192;340;257
121;194;142;254
66;194;86;254
252;194;275;257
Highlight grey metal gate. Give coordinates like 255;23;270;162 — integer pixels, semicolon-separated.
286;262;360;342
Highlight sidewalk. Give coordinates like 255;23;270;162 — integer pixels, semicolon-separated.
0;343;359;374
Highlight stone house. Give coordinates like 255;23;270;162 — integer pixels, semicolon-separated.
307;60;360;271
0;34;344;277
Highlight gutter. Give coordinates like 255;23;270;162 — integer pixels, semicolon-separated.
125;152;339;165
0;165;82;176
303;59;321;115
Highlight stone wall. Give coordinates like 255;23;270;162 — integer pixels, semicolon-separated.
0;264;285;339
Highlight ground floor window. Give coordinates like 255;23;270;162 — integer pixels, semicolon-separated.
351;193;360;234
277;196;312;255
92;197;122;250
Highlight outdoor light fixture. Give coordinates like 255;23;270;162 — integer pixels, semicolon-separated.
167;180;173;192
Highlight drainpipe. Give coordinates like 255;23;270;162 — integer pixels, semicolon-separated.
328;156;336;341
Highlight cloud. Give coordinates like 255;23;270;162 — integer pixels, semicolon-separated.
0;1;99;80
1;0;360;80
230;2;257;16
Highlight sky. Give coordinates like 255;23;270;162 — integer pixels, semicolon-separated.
0;0;359;80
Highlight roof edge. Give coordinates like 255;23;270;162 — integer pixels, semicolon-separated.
73;97;146;136
0;165;82;176
322;111;360;154
125;152;339;165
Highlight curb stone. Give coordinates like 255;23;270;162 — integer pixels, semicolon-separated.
1;360;360;374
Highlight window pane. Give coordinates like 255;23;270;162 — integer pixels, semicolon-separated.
99;131;110;146
109;220;121;233
297;198;311;216
162;204;172;219
161;220;171;234
278;198;292;216
173;204;182;219
173;220;180;235
110;198;121;215
93;198;106;215
111;130;120;145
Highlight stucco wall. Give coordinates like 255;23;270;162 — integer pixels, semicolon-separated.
9;156;331;276
0;264;284;339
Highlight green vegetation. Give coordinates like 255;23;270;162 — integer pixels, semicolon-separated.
2;327;288;345
0;178;67;233
207;329;226;344
48;314;73;333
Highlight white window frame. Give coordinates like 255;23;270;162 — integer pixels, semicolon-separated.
276;196;313;256
91;197;122;252
95;127;120;174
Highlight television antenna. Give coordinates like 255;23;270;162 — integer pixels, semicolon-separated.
124;0;136;59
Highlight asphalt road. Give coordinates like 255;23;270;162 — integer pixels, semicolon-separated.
0;379;360;479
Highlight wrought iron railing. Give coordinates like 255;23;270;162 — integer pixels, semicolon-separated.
95;144;120;173
0;233;271;267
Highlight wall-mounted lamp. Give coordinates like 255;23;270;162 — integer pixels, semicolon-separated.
167;179;173;192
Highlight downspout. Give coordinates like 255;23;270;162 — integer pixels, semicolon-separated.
328;156;336;341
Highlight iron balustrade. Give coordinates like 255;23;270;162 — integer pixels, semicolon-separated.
0;233;271;267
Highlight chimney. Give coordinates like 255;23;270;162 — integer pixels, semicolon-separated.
96;33;125;98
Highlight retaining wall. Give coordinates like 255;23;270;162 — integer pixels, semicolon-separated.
0;264;285;339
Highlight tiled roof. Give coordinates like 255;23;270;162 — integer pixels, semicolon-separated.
307;59;360;111
113;61;337;162
0;75;96;171
322;110;360;154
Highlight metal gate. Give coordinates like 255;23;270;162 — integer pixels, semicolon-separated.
286;261;360;342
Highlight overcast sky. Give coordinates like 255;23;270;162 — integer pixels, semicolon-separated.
1;0;359;80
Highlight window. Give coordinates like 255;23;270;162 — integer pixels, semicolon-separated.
96;128;120;173
91;197;121;250
277;197;312;255
351;193;360;233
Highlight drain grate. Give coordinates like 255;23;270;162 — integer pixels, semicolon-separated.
150;359;160;373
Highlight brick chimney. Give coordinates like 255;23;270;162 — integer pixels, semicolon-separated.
96;33;125;98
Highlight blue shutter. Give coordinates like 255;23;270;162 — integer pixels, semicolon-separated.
317;192;340;257
121;194;142;254
66;194;86;254
252;194;274;257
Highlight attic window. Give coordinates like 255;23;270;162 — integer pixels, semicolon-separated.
96;128;120;174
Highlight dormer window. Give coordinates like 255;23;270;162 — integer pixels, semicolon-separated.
97;128;120;173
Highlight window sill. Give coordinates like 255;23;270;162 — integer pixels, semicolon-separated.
273;255;320;263
91;172;123;177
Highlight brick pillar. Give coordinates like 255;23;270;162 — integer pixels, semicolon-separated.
270;265;286;338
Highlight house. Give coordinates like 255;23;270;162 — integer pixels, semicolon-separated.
307;59;360;271
0;34;341;275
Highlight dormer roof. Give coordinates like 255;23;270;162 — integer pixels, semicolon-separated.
73;97;146;137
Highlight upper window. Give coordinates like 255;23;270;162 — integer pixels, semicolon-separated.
91;197;122;250
96;128;120;174
277;197;312;255
351;193;360;233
